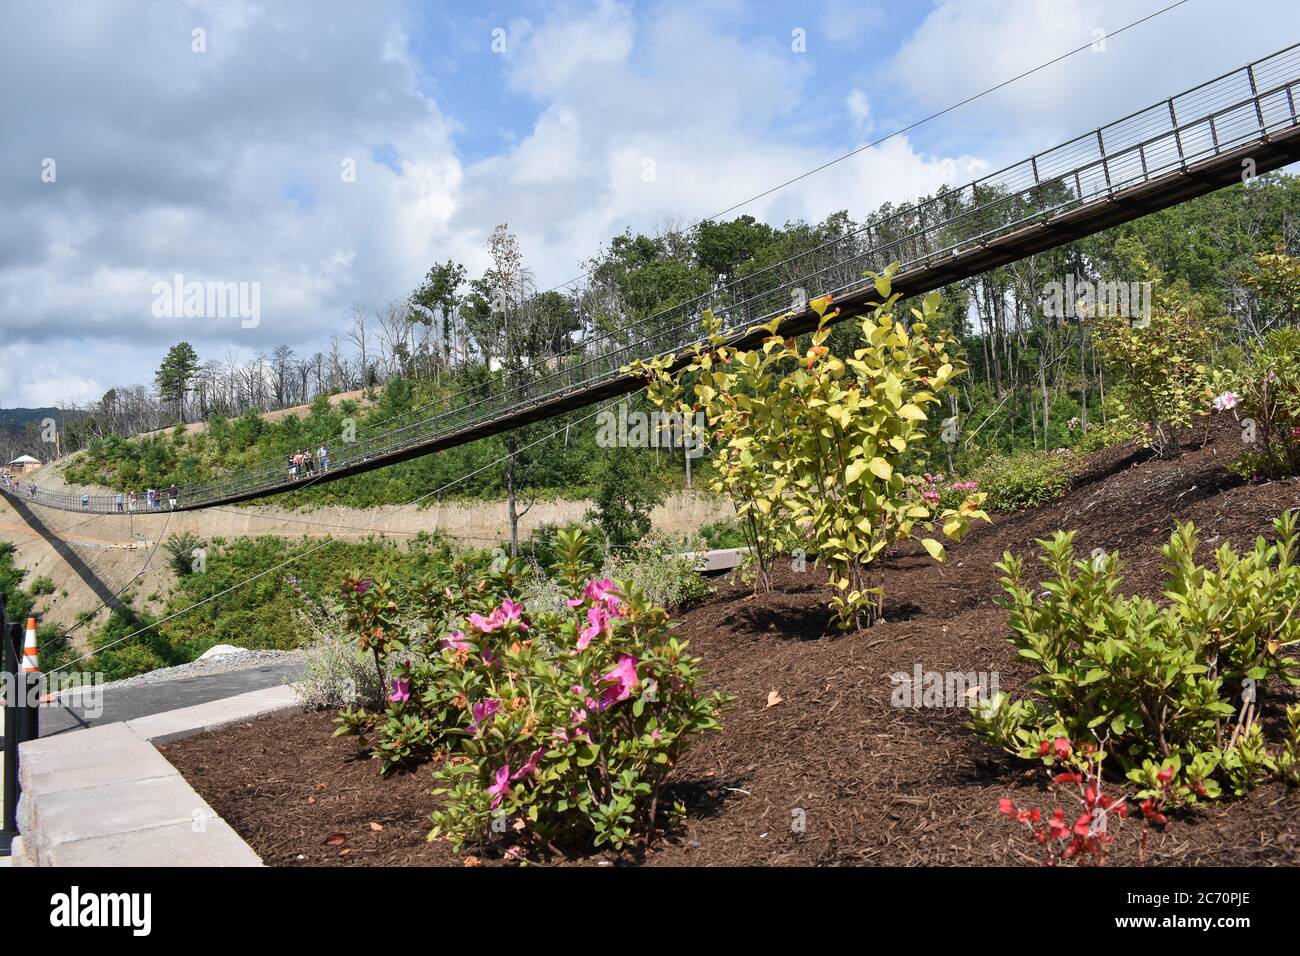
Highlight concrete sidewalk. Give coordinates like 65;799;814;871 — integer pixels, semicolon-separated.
11;684;299;866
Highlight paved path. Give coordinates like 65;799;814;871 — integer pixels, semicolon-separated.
35;660;304;738
1;659;302;856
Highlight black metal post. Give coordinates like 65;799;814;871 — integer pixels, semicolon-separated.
2;600;18;854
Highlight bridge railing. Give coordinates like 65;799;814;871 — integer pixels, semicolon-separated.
7;43;1299;515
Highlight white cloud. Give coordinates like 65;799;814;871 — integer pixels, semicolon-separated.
889;0;1300;158
6;0;1293;408
846;88;872;128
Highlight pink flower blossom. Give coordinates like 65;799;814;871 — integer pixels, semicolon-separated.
468;599;529;635
469;698;501;735
489;763;511;809
597;654;640;709
499;599;527;629
387;679;410;703
510;747;544;781
1212;390;1241;412
578;604;612;650
442;629;471;651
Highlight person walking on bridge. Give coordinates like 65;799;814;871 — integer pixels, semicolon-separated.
128;490;137;512
318;444;329;471
168;484;178;509
81;492;89;510
115;492;124;513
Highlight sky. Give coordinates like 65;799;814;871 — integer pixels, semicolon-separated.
1;0;1298;408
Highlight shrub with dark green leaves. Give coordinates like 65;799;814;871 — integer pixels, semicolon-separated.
164;532;205;576
28;575;56;596
972;451;1072;513
970;512;1300;802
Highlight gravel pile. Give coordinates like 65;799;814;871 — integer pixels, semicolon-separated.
90;649;305;692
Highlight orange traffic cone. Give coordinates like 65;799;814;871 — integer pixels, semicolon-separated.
21;616;39;673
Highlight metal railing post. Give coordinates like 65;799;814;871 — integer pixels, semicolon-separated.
1169;97;1186;168
1247;63;1266;134
1097;129;1112;194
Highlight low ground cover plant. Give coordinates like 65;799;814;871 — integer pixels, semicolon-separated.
998;740;1173;866
971;511;1300;802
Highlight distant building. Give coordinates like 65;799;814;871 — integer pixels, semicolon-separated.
6;455;42;475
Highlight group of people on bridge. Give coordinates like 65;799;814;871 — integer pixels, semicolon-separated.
289;445;330;480
0;442;337;513
102;486;180;512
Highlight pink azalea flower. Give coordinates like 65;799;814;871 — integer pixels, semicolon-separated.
489;763;511;809
387;678;410;703
498;599;528;631
469;698;501;735
1212;390;1241;412
510;747;544;781
442;629;471;651
578;604;611;650
469;599;529;635
597;654;640;709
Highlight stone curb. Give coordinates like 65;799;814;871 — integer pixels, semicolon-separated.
12;684;300;867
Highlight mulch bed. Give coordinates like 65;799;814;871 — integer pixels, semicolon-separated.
164;423;1300;866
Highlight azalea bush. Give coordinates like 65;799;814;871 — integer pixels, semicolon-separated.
429;572;728;854
1205;326;1300;479
331;526;727;853
970;512;1300;801
332;558;528;772
631;267;988;628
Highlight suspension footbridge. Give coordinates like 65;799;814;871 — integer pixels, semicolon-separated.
9;43;1300;515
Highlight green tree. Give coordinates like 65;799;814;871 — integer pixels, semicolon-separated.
155;342;200;423
587;448;666;550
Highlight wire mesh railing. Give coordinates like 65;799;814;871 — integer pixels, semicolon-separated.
8;42;1300;514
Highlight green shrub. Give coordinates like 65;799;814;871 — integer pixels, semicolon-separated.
634;275;987;627
586;448;666;549
332;528;728;854
294;603;387;711
164;532;205;576
28;575;56;597
604;541;712;611
1071;413;1142;456
970;512;1300;802
1208;326;1300;479
1096;266;1219;459
971;451;1073;513
698;519;747;550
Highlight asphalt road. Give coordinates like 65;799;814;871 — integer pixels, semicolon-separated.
8;659;304;740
